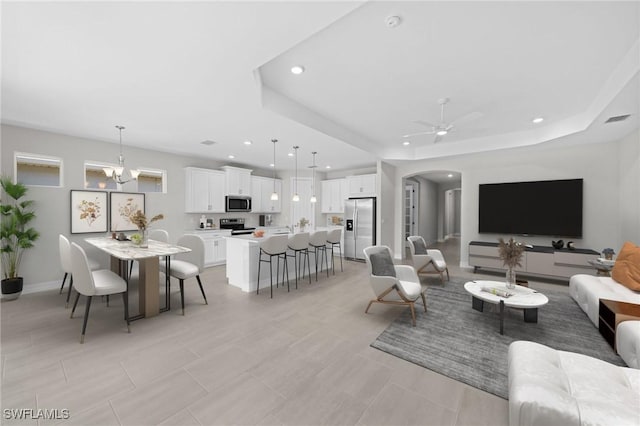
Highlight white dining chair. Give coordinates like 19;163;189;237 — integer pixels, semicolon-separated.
59;234;100;308
168;234;207;315
69;243;130;343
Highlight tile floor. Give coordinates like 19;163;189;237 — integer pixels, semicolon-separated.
1;238;570;425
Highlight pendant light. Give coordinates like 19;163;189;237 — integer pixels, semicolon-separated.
292;146;300;202
103;125;140;184
310;151;317;203
270;139;279;201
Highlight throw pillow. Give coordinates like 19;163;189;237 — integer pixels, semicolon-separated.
611;241;640;291
413;238;428;255
370;251;396;277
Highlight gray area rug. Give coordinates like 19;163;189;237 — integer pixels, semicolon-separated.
370;279;624;399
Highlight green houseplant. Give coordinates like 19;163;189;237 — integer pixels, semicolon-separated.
1;177;39;300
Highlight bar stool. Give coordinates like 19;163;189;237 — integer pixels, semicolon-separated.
326;228;343;274
308;231;329;281
257;234;290;298
287;232;311;289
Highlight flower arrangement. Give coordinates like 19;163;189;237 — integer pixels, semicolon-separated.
129;210;164;231
498;237;525;269
297;217;309;228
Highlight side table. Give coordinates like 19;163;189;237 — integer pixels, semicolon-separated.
598;299;640;351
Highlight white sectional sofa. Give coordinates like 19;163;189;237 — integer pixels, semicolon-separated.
569;274;640;369
569;274;640;326
508;341;640;426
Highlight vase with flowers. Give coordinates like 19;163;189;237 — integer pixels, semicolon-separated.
297;217;309;233
498;237;525;289
129;210;164;248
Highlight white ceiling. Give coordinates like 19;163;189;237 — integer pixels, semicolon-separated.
2;1;639;173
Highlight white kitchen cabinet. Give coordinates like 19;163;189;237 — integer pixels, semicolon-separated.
321;178;347;213
185;167;225;213
222;166;252;196
347;174;376;197
197;230;230;267
251;176;282;213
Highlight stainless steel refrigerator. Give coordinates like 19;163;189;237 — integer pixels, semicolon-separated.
344;197;376;261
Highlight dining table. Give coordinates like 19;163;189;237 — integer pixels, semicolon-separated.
85;237;190;320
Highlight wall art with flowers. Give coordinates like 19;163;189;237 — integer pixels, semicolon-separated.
70;190;108;234
110;192;145;232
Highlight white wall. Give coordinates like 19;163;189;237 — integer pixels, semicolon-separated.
412;176;438;246
391;136;639;267
618;129;640;244
378;160;395;246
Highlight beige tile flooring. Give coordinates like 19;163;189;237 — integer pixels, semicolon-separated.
1;238;569;425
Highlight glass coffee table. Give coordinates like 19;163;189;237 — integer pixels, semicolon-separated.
464;280;549;334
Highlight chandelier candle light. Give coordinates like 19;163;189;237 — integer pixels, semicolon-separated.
292;146;300;202
310;151;318;203
103;125;140;184
270;139;279;201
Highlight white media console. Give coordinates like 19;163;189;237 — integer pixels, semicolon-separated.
469;241;599;280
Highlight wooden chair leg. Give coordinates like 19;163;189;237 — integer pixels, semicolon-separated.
196;275;208;304
409;302;416;327
446;267;450;281
365;299;375;313
421;293;427;312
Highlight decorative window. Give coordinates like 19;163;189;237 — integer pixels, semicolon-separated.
15;153;63;187
84;161;118;190
136;168;166;193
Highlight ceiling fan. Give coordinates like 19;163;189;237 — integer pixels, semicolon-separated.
403;98;482;143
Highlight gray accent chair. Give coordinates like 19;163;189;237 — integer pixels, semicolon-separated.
407;235;450;284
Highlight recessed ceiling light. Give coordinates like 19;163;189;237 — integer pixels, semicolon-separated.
532;117;544;124
447;174;453;178
291;65;305;75
287;152;294;157
325;165;331;169
243;140;252;145
402;141;411;146
437;130;448;136
228;155;235;159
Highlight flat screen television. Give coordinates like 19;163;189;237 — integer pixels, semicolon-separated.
478;178;583;237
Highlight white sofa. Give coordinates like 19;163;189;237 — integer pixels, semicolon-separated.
508;341;640;426
569;274;640;369
569;274;640;326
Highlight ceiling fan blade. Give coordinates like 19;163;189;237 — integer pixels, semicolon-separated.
403;129;436;138
450;111;483;125
413;119;438;128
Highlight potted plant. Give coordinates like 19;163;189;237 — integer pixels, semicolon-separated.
0;177;39;300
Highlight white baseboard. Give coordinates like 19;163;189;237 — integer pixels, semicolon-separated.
21;280;60;295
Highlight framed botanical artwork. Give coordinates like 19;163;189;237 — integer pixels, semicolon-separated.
70;190;109;234
110;192;145;232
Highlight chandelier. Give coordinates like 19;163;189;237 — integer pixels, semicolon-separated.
103;125;140;184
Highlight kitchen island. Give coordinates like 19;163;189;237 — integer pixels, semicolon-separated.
225;233;331;293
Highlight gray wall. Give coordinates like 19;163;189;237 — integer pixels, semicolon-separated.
411;176;438;246
378;161;395;247
0;124;276;286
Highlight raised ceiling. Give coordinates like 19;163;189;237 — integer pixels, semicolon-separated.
2;2;639;172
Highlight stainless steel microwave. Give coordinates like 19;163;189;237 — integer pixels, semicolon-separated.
225;195;252;212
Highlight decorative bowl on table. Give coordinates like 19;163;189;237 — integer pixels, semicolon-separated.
253;230;265;238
